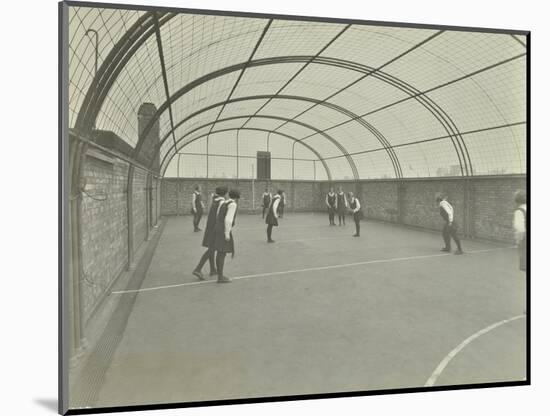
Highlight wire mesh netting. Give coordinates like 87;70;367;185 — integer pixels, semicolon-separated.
68;5;527;180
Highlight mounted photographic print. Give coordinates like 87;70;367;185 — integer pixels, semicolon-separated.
59;1;530;414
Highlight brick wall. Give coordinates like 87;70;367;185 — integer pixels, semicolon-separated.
360;181;399;222
161;178;323;215
471;177;526;241
399;179;468;231
161;176;526;243
79;152;160;324
80;155;129;322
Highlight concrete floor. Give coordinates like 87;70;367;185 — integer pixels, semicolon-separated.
95;213;526;408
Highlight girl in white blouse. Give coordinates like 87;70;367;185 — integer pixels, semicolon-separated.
348;192;363;237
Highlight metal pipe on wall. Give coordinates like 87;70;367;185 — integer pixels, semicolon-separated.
126;165;135;269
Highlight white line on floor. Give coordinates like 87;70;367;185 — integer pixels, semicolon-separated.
111;247;514;295
424;314;526;387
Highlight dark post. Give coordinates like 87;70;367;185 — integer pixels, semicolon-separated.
127;166;135;270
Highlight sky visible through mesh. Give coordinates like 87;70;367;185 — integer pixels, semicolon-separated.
68;5;527;180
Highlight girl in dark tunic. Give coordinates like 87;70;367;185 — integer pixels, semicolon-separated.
277;191;286;218
191;185;205;232
348;192;363;237
325;187;337;225
336;187;348;226
213;189;240;283
266;190;282;243
192;186;228;280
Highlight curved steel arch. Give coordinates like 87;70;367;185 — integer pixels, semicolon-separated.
308;56;474;175
72;17;521;177
74;11;177;134
161;127;332;179
133;55;476;176
153;94;402;178
157;114;360;179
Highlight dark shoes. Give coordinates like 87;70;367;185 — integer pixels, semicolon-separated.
217;276;232;283
353;234;360;237
267;239;275;243
192;270;205;281
440;247;463;254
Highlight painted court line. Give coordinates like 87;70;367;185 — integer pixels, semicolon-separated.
111;247;513;295
167;224;326;235
424;314;526;387
238;235;369;244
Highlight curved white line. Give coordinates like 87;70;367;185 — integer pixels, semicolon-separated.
424;314;526;387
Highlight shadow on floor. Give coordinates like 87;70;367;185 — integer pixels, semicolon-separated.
34;398;58;413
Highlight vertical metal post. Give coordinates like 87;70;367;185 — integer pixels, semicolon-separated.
145;173;152;240
292;141;296;181
155;177;160;226
85;29;99;76
251;164;255;211
176;154;181;216
69;139;86;358
313;160;316;181
236;130;239;178
127;165;135;269
206;135;209;178
85;29;99;130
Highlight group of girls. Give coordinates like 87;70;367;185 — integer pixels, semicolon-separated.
325;186;363;237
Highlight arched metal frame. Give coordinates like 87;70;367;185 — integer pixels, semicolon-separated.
72;9;526;181
154;94;402;178
157;114;355;176
164;127;332;180
131;55;491;177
